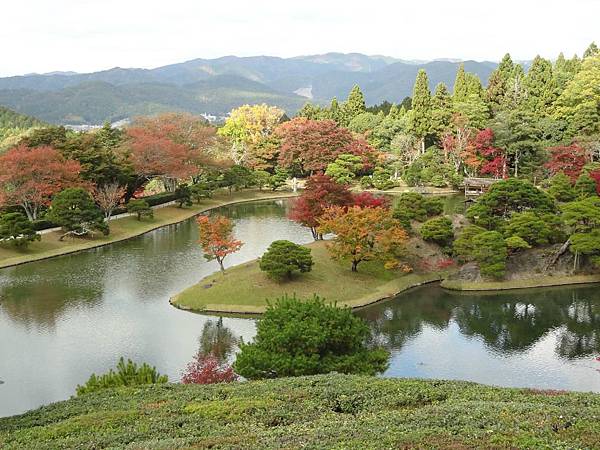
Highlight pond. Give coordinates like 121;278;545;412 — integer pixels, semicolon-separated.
1;198;599;417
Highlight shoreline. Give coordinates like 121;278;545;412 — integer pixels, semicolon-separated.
440;274;600;291
170;271;446;315
0;190;298;270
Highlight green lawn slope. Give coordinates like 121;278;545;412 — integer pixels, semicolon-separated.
1;374;598;449
171;240;444;313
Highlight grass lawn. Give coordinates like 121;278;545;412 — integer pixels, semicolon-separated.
172;240;444;314
0;190;297;269
441;274;600;291
1;374;598;449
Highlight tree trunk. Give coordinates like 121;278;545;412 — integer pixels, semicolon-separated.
351;260;359;272
218;258;225;273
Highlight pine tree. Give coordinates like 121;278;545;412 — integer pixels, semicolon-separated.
583;41;599;59
486;53;514;111
409;69;432;153
430;83;453;141
524;56;556;117
329;97;342;124
453;64;468;103
503;64;527;109
342;85;366;125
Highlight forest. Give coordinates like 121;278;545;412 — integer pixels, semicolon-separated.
0;42;599;280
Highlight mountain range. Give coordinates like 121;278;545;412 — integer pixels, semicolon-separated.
0;53;498;125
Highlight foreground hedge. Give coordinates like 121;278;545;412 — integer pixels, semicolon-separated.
1;374;599;449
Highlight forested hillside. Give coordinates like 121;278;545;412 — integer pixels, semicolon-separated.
0;107;45;151
0;54;496;124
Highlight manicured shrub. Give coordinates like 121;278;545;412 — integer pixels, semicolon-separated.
505;235;531;253
420;216;454;247
392;193;444;230
127;199;153;220
0;212;40;248
453;225;487;262
234;295;389;379
174;184;193;207
472;231;508;279
47;188;108;240
76;357;167;395
502;211;554;246
259;240;313;280
547;172;576;202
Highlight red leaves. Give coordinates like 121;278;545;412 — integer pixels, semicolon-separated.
197;215;243;270
289;174;354;233
0;144;82;219
545;144;587;181
589;169;600;195
352;192;390;209
276;118;379;173
181;353;237;385
469;128;506;178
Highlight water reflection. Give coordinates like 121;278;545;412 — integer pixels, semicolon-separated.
360;285;600;359
197;318;239;362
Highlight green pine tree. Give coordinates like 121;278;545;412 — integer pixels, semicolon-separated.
409;69;432;153
430;83;453;141
524;56;556;117
453;64;468;103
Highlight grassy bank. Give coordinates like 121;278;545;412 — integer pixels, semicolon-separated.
171;240;444;314
441;274;600;291
0;190;297;270
1;374;599;449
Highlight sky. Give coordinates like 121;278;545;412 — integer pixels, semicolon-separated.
2;0;598;77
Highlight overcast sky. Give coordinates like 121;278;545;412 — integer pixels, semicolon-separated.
2;0;598;77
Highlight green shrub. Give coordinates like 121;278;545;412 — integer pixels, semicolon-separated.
234;295;389;379
453;225;487;262
419;216;454;247
0;212;40;248
47;188;108;240
127;199;153;221
76;357;168;395
547;172;576;202
174;184;193;207
505;235;531;252
392;193;444;230
472;231;508;279
259;240;313;280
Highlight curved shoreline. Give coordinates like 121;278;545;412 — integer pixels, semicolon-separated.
170;271;446;316
0;190;298;270
440;274;600;291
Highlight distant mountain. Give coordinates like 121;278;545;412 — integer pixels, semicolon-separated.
0;53;499;125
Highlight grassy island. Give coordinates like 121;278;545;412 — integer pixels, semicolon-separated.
1;374;599;449
0;190;297;270
171;240;444;314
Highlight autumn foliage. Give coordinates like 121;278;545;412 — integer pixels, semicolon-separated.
545;144;588;181
181;352;237;385
317;205;409;272
276;118;378;174
197;214;243;272
0;144;82;220
288;174;354;239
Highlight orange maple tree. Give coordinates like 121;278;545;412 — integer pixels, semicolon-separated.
317;205;409;272
197;215;243;272
0;144;82;220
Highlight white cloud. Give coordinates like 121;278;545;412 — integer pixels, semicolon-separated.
1;0;598;76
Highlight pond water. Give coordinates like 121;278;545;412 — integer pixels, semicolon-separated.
1;198;599;418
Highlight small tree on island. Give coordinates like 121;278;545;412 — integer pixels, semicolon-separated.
47;188;108;241
127;199;153;221
0;212;40;248
259;240;313;280
317;205;408;272
233;295;389;379
197;214;243;272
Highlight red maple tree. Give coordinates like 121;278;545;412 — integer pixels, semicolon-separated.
275;118;354;173
545;144;588;181
469;128;506;178
288;174;354;240
181;352;237;384
0;145;82;220
352;192;391;209
197;214;243;272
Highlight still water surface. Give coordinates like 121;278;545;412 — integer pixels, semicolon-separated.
1;199;599;417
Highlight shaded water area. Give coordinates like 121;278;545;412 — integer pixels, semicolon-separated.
1;198;599;417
